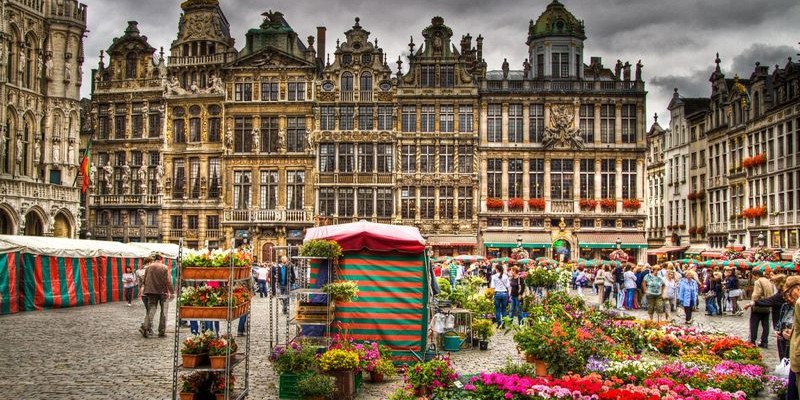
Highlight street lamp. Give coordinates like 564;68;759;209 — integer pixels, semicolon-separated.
616;237;621;250
757;232;765;248
516;234;523;249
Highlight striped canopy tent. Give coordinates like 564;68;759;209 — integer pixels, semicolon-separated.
454;255;484;262
0;235;178;315
575;258;597;268
490;257;515;264
753;261;796;272
536;257;558;267
515;258;533;265
432;256;452;263
304;221;429;363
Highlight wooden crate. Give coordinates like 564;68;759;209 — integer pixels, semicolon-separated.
294;302;334;323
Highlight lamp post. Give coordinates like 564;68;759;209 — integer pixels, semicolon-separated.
516;234;523;249
757;232;765;248
616;237;621;250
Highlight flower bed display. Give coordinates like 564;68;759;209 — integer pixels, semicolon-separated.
508;197;525;210
742;206;767;219
182;248;254;268
486;198;504;210
178;285;251;319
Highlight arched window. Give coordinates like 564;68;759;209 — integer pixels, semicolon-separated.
360;72;372;92
53;114;62;137
3;114;13;174
24;36;34;89
341;72;354;92
125;52;137;79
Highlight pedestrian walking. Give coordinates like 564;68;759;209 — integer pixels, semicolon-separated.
140;254;174;338
122;266;136;306
663;270;678;320
135;257;151;313
643;265;664;321
782;276;800;398
271;256;296;315
746;274;788;358
602;265;614;306
677;271;698;324
508;266;525;324
594;266;606;305
724;268;743;315
703;270;722;316
575;266;588;297
746;268;776;348
623;265;637;310
256;263;269;298
490;264;510;327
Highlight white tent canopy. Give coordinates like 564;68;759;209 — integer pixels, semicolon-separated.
0;235;179;259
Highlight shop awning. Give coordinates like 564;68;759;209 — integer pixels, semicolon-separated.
426;235;478;247
577;232;648;249
646;246;688;256
483;232;552;249
701;251;722;259
685;247;705;256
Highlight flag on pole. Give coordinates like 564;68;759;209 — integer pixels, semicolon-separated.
79;140;91;192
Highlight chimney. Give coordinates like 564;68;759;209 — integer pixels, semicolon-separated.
316;27;326;64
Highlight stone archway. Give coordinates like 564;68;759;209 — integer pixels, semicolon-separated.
52;212;73;238
24;212;44;236
552;238;572;262
0;208;14;234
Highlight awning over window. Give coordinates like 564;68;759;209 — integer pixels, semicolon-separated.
426;235;478;247
483;232;552;249
646;246;688;256
577;233;648;249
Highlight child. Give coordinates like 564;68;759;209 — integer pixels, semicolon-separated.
122;266;136;306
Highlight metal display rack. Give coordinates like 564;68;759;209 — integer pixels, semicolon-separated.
171;238;251;400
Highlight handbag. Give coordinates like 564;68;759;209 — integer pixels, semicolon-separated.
728;289;742;297
775;357;791;377
703;291;716;300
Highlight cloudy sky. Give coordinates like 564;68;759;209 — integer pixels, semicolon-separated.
80;0;799;127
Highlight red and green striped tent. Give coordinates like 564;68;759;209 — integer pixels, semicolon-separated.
305;221;430;363
0;235;178;314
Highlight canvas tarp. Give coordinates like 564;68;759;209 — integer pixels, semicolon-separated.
305;220;426;253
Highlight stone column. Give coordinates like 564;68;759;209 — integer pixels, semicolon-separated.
522;103;530;144
615;158;623;211
522;156;530;199
544;156;552;212
594;159;601;200
594;104;601;145
615;103;622;145
573;159;580;203
480;102;488;143
501;159;509;200
480;157;488;211
501;103;509;144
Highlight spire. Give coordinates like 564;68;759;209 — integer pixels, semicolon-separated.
714;52;721;73
408;36;415;54
653;113;658;123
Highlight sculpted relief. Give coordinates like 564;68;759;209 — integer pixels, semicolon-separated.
542;104;584;150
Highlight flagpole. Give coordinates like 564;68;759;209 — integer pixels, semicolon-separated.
73;132;93;188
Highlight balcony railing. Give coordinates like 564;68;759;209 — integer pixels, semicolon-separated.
167;53;228;67
359;91;373;102
205;229;223;239
340;91;354;102
91;194;163;206
222;209;314;224
480;79;644;93
317;173;393;185
0;180;79;203
550;201;574;213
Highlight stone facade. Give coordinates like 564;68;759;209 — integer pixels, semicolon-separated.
0;0;87;237
646;116;666;249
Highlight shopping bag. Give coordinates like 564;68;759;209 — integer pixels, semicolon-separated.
775;358;791;377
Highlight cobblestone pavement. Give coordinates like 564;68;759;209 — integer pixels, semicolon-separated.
0;290;782;400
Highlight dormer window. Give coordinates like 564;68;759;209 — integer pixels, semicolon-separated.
421;65;435;87
125;52;138;79
342;54;353;66
361;53;372;65
555;20;565;32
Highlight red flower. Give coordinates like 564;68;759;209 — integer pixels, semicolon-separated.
622;199;641;210
579;198;597;209
527;198;545;210
486;198;504;209
600;199;616;209
508;197;525;210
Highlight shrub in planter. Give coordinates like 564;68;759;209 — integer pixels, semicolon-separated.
300;239;343;259
297;374;336;399
322;280;359;303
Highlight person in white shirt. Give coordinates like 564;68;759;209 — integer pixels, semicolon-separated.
490;264;511;327
256;263;269;298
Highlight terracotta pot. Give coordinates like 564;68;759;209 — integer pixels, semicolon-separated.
326;369;356;399
179;393;197;400
525;355;548;377
209;355;228;369
369;371;384;383
214;394;227;400
181;353;208;368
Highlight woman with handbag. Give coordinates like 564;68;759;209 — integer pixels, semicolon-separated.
663;270;678;321
724;268;743;315
677;271;699;324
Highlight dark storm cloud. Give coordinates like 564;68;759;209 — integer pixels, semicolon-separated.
80;0;800;126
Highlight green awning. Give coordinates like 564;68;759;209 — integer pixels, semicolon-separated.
484;242;551;249
482;232;553;249
577;232;648;250
579;243;648;249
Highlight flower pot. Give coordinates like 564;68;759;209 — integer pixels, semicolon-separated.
181;353;208;368
369;371;384;383
326;369;356;399
414;386;430;397
478;340;489;351
214;394;229;400
279;372;309;399
209;355;229;369
179;393;197;400
471;337;480;347
525;354;548;377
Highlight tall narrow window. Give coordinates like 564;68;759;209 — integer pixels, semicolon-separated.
189;105;201;142
458;186;473;219
377;105;392;130
509;104;523;143
401;145;416;173
579;159;595;199
233;116;252;153
173;107;185;143
286;117;306;152
420;145;435;173
208;105;221;142
338;143;354;173
115;108;127;140
358;106;373;131
319;144;335;172
458;145;473;173
259;170;278;210
260;116;279;153
402;105;416;132
341;72;354;101
320;106;335;130
420;105;435;132
421;65;435;87
458;105;473;133
234;83;252;101
600;159;616;198
529;159;544;197
580;104;595;143
440;65;455;87
337;188;354;217
529;104;544;142
357;188;374;218
339;106;354;131
621;104;637;143
208;158;221;198
401;186;416;219
377;144;393;173
288;81;305;101
319;188;335;217
172;159;185;199
126;53;138;79
233;171;252;209
621;159;637;199
420;186;435;219
439;105;454;133
440;145;454;173
440;187;454;219
261;80;278;101
508;159;523;198
189;158;200;199
550;159;574;200
487;159;502;198
358;143;374;173
286;170;304;210
551;50;569;78
148;105;162;138
376;188;393;218
359;73;372;101
487;104;502;142
600;104;616;143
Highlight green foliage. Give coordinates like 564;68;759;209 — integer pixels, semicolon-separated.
437;277;451;294
300;239;343;259
525;267;559;288
322;280;359;302
297;374;336;398
496;358;536;377
472;318;495;340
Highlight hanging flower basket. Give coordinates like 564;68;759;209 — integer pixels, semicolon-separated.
527;198;545;210
486;198;504;210
742;206;767;219
600;198;616;210
622;199;641;210
508;197;525;210
742;153;767;169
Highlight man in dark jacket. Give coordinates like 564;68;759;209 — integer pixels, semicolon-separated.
271;255;296;315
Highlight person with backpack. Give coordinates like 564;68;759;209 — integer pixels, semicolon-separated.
575;266;588;297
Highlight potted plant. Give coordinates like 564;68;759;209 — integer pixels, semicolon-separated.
622;198;641;210
579;198;597;210
300;239;343;259
600;198;616;210
211;373;236;400
269;342;318;398
319;348;361;398
208;336;238;369
472;318;495;350
180;331;213;368
486;198;504;210
404;356;458;397
322;280;359;303
179;371;208;400
297;374;336;400
508;197;525;210
528;198;546;210
369;358;397;383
